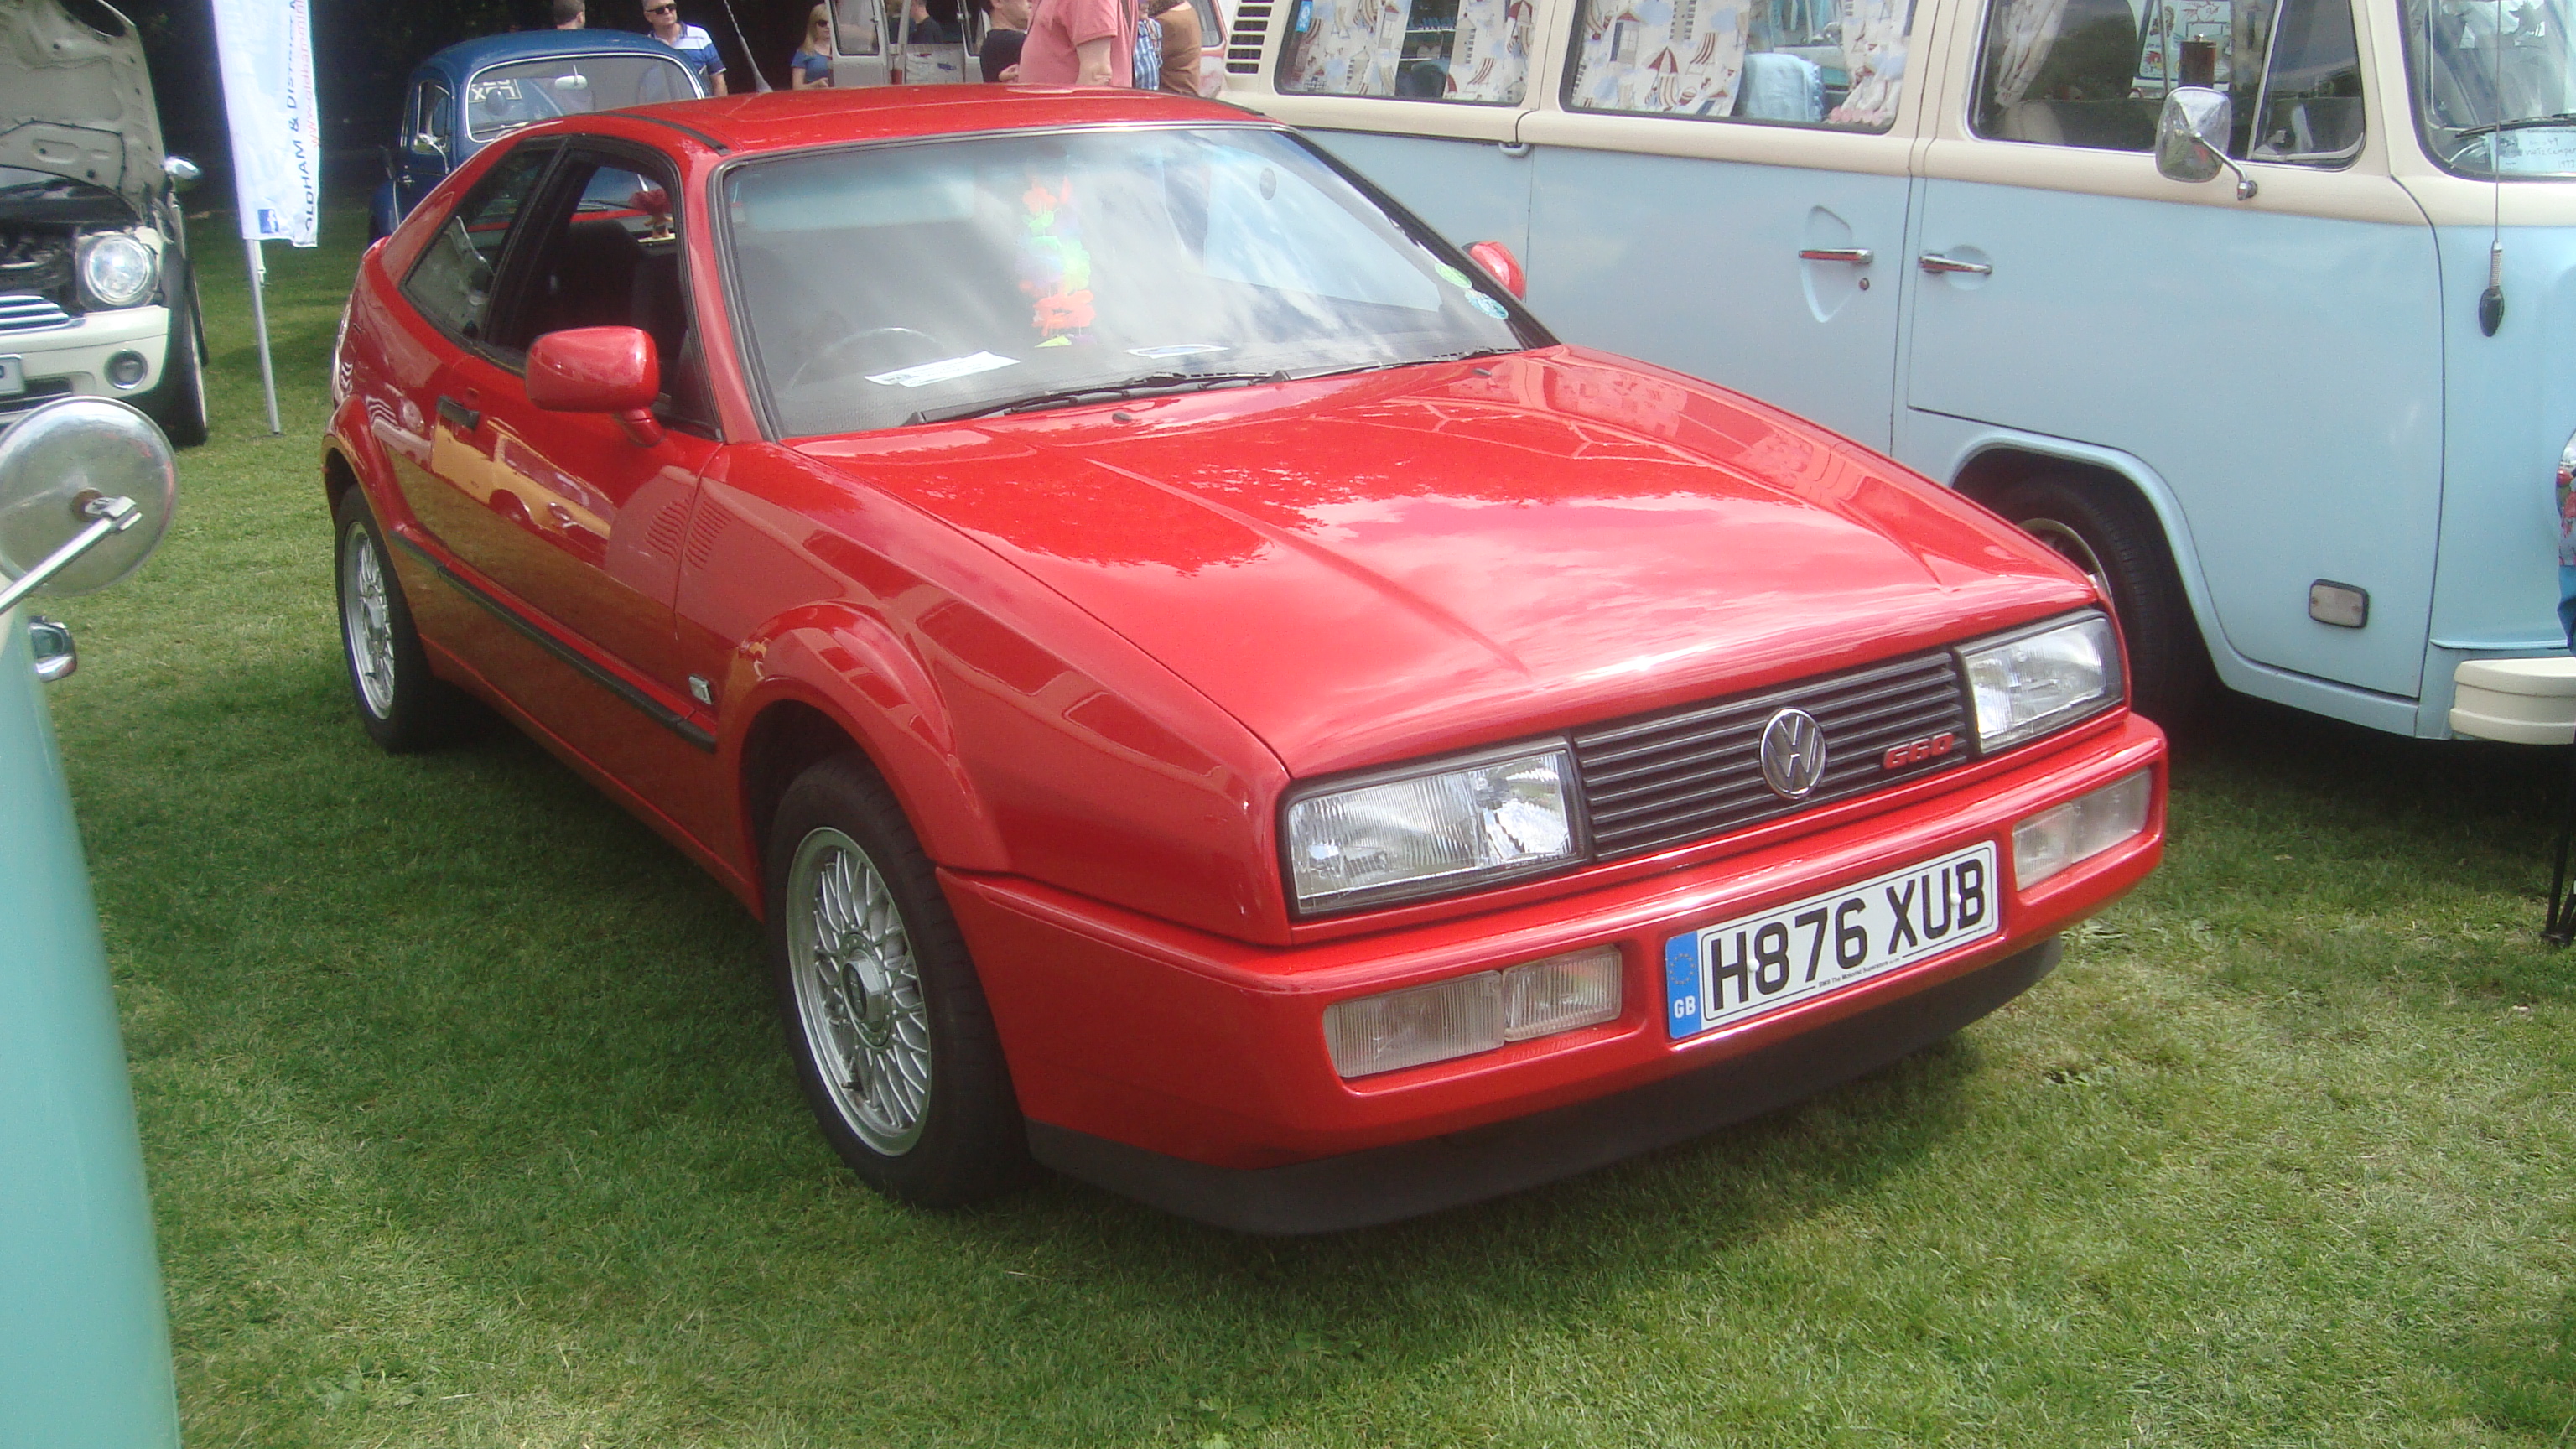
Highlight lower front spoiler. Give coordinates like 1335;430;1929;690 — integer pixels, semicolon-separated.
1026;934;2064;1234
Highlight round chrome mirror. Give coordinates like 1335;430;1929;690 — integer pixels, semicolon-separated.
0;397;178;601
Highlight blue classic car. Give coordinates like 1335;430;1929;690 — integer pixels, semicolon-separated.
371;29;708;241
0;397;180;1446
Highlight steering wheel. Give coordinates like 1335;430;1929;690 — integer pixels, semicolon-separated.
787;326;948;389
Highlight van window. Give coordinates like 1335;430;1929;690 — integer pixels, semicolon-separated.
1973;0;2362;161
2402;0;2576;176
1564;0;1911;130
1276;0;1533;101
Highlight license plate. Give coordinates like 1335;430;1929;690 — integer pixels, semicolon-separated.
1665;841;2000;1040
0;357;22;397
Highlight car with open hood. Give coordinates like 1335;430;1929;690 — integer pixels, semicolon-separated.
1;0;205;447
321;86;2167;1232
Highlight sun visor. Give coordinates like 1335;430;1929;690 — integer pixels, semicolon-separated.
0;0;163;216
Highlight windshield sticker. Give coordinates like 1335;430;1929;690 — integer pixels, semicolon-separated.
1469;293;1510;319
1129;344;1228;359
865;351;1021;387
1434;262;1474;289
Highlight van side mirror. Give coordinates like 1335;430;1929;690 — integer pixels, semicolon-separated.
408;132;447;161
527;327;665;447
1466;240;1526;299
0;398;177;615
2156;87;2259;200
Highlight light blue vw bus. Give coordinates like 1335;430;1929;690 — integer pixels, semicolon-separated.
1218;0;2576;740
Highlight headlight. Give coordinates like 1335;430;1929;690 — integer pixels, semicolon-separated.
1958;612;2122;751
1285;745;1577;916
80;231;158;309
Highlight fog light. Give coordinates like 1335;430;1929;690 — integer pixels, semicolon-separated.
2013;770;2153;887
1324;945;1624;1078
105;351;148;388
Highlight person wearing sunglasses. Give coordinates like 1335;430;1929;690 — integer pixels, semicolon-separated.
643;0;728;94
793;3;834;86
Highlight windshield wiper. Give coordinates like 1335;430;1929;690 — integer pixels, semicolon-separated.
907;370;1290;426
2450;111;2576;140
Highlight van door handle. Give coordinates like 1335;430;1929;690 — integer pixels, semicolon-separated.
1798;247;1873;265
437;395;481;432
1498;141;1531;158
1918;252;1992;277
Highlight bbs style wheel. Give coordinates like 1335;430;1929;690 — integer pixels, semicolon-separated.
333;489;465;751
766;754;1028;1206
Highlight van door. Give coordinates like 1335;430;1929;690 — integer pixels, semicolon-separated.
1900;0;2444;700
1511;0;1931;449
1227;0;1543;254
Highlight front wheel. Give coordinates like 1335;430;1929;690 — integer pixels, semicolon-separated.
143;265;208;448
1983;474;2210;727
766;755;1028;1207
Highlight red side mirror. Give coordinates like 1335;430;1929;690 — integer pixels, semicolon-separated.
527;326;664;445
1466;240;1525;299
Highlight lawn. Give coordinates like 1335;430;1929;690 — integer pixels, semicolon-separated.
35;205;2576;1447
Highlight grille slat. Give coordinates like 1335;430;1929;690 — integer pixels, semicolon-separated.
1571;652;1969;859
0;293;72;333
1225;1;1273;72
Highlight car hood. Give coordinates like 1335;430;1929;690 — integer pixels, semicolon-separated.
797;348;2096;777
0;0;161;218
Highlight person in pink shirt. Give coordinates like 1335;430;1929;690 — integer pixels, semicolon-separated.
1013;0;1134;86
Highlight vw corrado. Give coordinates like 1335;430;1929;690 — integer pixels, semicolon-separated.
323;86;2165;1233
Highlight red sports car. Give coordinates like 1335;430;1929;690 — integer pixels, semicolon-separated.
323;86;2164;1232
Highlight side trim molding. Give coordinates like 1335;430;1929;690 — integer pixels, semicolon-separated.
391;532;716;752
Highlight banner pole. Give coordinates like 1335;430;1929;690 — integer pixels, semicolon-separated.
243;236;280;435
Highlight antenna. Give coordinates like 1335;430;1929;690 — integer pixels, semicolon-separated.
714;0;776;91
2480;0;2506;336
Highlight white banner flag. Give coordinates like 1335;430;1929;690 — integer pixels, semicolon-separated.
209;0;322;247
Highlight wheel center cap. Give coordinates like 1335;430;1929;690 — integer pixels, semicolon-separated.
838;943;895;1050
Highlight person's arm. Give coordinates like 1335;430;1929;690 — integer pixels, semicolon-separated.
1072;34;1110;84
710;66;730;95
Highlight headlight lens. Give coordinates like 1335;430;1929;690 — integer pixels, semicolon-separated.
80;231;158;309
1959;613;2122;750
1285;746;1576;916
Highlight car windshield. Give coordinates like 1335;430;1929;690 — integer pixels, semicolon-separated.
723;125;1542;439
465;55;702;141
2403;0;2576;174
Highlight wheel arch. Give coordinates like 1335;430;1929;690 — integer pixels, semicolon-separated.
1944;437;2222;652
727;612;1010;904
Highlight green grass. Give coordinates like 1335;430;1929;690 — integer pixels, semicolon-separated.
36;205;2576;1446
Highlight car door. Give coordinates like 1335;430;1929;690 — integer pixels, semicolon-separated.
1512;0;1932;450
1898;0;2443;698
397;75;454;220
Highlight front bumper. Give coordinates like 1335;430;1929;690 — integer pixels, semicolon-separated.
943;712;2164;1228
2450;657;2576;743
0;306;171;429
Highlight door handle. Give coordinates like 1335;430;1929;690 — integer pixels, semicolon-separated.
1798;247;1873;265
437;395;481;432
1498;141;1531;158
1918;252;1992;277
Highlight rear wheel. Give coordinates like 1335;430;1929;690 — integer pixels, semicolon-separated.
1983;474;2210;727
766;754;1029;1207
333;489;466;751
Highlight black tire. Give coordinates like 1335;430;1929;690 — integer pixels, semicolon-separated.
766;754;1029;1207
143;262;208;448
1983;474;2212;727
332;489;466;751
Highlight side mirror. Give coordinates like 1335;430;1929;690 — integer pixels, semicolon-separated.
527;327;664;447
0;398;178;616
2155;87;2258;200
1466;240;1525;299
408;132;447;160
161;155;201;192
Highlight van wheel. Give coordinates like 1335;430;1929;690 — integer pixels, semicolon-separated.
767;755;1029;1207
1984;474;2210;727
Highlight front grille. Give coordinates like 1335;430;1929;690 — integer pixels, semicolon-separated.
1571;652;1971;860
1225;0;1274;73
0;293;72;333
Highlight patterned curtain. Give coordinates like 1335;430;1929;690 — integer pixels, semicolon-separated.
1990;0;2070;106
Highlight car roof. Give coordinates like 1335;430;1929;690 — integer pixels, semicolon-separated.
416;29;697;84
572;85;1265;156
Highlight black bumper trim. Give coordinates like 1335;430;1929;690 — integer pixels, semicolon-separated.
1027;936;2061;1234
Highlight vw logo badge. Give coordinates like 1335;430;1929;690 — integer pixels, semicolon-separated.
1758;708;1829;799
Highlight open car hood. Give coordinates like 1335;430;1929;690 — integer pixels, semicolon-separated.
799;349;2099;777
0;0;161;218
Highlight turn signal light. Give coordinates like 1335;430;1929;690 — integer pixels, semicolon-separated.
1323;945;1623;1078
2013;771;2152;888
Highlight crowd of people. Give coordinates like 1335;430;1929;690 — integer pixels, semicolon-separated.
538;0;1208;96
